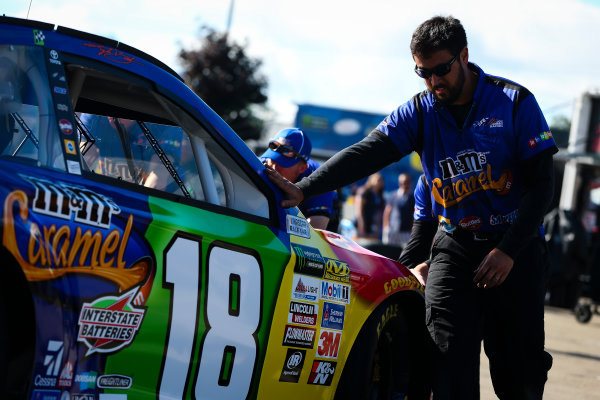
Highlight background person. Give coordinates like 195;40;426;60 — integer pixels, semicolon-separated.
354;172;385;245
382;173;415;248
261;128;335;230
266;15;557;399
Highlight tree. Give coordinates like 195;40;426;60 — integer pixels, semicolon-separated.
178;27;268;140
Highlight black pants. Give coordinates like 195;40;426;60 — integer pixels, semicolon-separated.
426;230;553;400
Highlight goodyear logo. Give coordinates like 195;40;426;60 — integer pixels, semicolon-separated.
323;258;350;283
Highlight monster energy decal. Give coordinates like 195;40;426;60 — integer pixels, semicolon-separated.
292;244;325;278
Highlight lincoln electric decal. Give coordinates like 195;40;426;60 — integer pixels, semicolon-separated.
3;175;154;301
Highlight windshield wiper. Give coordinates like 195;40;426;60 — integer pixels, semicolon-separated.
10;112;38;156
137;121;190;198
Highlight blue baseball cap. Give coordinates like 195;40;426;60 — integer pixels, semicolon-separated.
261;128;312;168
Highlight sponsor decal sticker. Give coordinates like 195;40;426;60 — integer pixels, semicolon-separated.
64;139;77;155
59;119;73;134
35;340;63;388
58;361;74;388
288;301;318;326
77;287;146;356
279;348;306;383
67;159;82;175
33;30;45;45
72;395;95;400
307;360;337;386
97;374;132;389
74;372;97;390
384;274;423;294
291;275;320;303
282;324;316;349
292;244;325;278
54;86;67;95
321;302;345;330
320;281;350;304
317;328;342;359
31;390;61;400
286;214;310;238
323;258;350;283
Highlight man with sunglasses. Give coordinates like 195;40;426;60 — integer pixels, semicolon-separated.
261;128;335;230
267;15;556;399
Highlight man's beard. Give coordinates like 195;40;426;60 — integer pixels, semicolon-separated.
431;66;465;105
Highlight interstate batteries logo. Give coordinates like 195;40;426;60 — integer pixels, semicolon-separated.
292;244;326;277
77;287;146;356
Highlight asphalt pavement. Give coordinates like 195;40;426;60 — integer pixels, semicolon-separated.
480;306;600;399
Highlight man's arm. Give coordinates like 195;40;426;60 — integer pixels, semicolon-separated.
473;148;556;288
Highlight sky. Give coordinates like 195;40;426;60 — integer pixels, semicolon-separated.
4;0;600;129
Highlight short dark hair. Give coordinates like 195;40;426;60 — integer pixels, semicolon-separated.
410;15;467;59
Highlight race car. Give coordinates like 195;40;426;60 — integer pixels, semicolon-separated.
0;16;429;400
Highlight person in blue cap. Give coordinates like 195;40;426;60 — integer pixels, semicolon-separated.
261;128;336;230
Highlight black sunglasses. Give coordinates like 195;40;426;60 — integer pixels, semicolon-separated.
268;141;307;162
414;53;459;79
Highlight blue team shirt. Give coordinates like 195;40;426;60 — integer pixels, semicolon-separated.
298;159;336;218
413;175;434;222
377;63;557;232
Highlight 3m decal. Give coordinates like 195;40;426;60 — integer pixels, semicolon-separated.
323;258;350;283
279;348;306;383
317;329;342;359
97;374;132;389
282;324;317;349
286;214;310;238
35;340;63;388
320;281;350;304
291;275;320;303
292;244;325;278
288;301;318;326
77;287;146;356
321;302;345;330
307;360;337;386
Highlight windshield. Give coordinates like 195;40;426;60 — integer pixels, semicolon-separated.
0;45;64;170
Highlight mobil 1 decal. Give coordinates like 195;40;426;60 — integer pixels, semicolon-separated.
292;243;325;277
320;280;350;305
279;348;306;383
288;301;318;326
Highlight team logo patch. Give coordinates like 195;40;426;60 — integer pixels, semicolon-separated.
459;216;482;231
279;348;306;383
77;287;146;356
307;360;337;385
